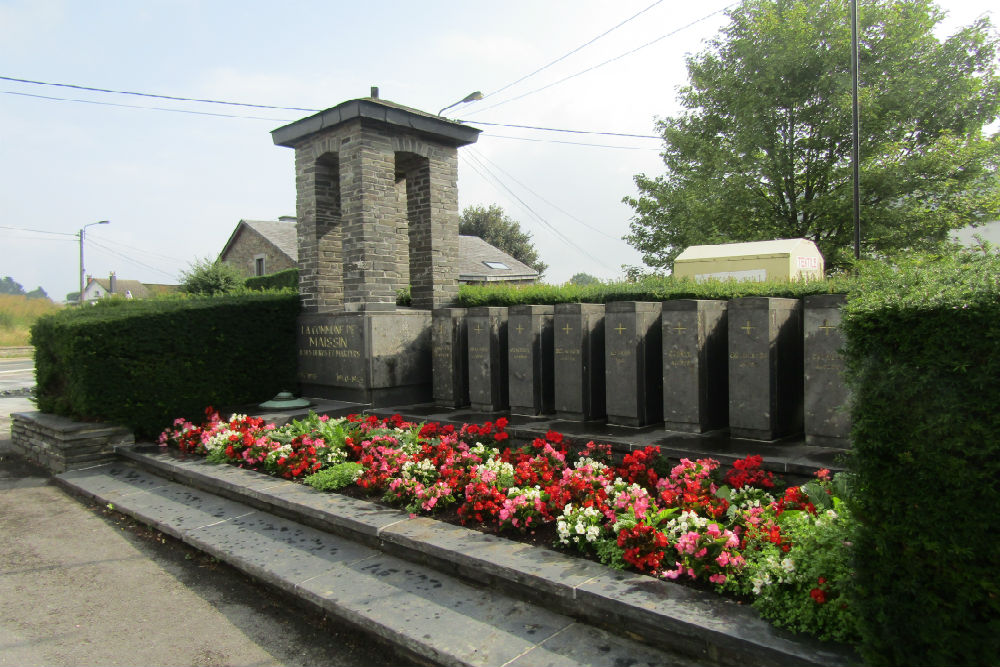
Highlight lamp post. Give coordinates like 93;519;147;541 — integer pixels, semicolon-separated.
79;220;109;304
438;91;483;117
850;0;861;260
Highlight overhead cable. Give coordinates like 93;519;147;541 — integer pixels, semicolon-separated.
2;90;293;121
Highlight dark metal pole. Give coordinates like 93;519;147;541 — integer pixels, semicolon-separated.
850;0;861;260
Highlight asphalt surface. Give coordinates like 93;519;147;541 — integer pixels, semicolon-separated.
0;356;416;667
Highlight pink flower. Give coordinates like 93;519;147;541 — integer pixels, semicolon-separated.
706;523;722;539
709;573;727;584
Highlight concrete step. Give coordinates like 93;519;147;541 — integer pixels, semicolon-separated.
55;459;697;667
59;447;856;667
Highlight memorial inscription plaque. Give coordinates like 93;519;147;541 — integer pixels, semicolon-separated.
508;305;554;416
727;297;803;440
662;300;728;432
803;294;850;445
553;303;606;421
605;301;663;427
432;308;469;409
467;307;509;412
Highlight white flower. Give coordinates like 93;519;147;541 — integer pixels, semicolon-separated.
781;558;796;573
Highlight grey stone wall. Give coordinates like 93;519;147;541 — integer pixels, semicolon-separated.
10;412;134;474
221;229;296;277
290;121;460;313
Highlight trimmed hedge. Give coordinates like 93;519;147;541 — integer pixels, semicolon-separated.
31;293;299;438
245;267;298;291
841;249;1000;666
453;274;854;307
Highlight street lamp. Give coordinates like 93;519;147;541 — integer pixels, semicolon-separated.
438;91;483;117
79;220;110;304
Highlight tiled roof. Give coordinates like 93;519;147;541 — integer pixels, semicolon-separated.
90;279;153;298
219;219;298;263
458;235;538;282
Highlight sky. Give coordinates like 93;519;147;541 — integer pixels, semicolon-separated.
0;0;995;302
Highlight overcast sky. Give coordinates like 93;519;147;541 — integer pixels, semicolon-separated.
0;0;994;301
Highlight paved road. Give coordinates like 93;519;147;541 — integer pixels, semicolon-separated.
0;455;417;667
0;357;33;395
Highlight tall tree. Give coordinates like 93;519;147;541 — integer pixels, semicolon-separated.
0;277;25;295
460;204;548;275
624;0;1000;270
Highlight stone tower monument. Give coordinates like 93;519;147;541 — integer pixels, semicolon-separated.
272;93;481;404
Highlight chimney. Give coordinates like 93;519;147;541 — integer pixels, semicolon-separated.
370;86;379;99
109;272;117;294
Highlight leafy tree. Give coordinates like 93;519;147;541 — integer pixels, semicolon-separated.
460;204;548;275
65;291;80;304
179;258;246;295
0;277;25;295
568;272;601;286
624;0;1000;270
25;287;50;301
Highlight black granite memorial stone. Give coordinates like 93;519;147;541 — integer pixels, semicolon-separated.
727;297;803;440
804;294;850;446
508;305;554;416
432;308;469;409
467;307;508;412
605;301;663;427
553;303;606;421
662;300;728;433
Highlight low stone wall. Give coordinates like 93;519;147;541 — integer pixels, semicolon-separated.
10;411;133;473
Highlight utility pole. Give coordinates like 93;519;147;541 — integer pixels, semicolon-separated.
79;220;109;304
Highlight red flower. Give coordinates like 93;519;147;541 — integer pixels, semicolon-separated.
810;588;827;604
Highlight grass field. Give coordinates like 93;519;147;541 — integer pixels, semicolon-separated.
0;294;60;348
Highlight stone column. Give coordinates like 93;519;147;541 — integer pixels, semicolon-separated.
662;300;729;433
803;294;851;446
432;308;469;408
553;303;606;421
294;148;344;313
727;297;803;440
508;305;554;416
605;301;663;427
467;307;508;412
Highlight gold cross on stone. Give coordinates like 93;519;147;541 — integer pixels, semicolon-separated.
741;320;755;335
516;324;525;334
473;324;483;334
615;323;627;335
672;323;687;334
562;323;572;335
818;320;837;335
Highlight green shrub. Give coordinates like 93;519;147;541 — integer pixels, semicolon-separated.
245;268;298;291
454;274;852;307
842;248;1000;665
304;462;364;491
31;293;299;438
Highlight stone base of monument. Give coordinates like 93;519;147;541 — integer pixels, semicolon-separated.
297;310;432;406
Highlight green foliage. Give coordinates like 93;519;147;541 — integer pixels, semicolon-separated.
625;0;1000;271
568;272;601;286
841;247;1000;665
454;273;852;307
179;258;248;295
0;277;25;295
244;268;298;291
303;463;365;492
460;204;548;275
30;293;299;438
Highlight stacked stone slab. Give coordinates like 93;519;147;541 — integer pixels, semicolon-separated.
432;308;469;408
605;302;663;427
467;307;509;412
10;412;133;474
803;294;850;445
727;297;804;440
553;303;606;421
661;300;729;432
507;305;554;416
272;96;480;404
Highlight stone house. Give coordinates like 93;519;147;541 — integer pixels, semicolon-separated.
219;216;538;285
81;273;177;302
218;217;299;277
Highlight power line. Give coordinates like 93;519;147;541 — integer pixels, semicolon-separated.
86;239;179;280
0;75;320;112
468;148;620;241
469;0;665;105
3;90;294;121
0;225;76;237
464;120;659;139
460;151;614;271
463;4;734;117
483;133;659;150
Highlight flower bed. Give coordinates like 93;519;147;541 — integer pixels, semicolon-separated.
160;409;859;645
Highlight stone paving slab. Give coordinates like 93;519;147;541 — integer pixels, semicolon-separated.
113;446;857;667
506;621;700;667
54;460;694;667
